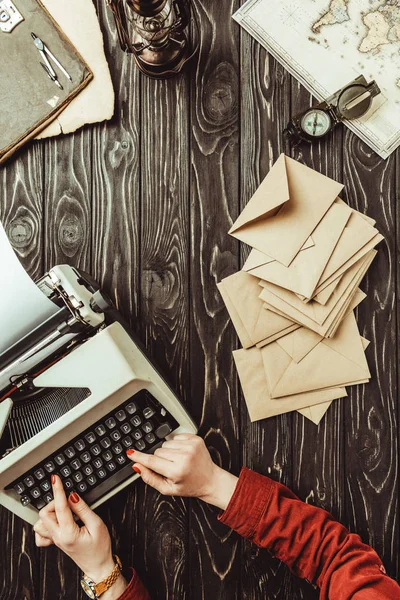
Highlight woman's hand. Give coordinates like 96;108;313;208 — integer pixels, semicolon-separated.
127;434;238;510
33;475;128;599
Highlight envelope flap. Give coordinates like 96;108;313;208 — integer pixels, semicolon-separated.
229;154;289;233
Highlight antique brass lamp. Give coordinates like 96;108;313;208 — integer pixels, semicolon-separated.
107;0;191;78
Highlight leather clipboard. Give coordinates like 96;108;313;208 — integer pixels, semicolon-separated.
0;0;93;164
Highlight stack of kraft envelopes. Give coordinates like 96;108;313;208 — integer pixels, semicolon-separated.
218;154;383;425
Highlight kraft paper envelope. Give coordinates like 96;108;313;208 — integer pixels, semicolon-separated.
263;312;370;399
243;237;314;271
229;154;343;266
255;324;300;348
217;272;298;348
276;327;323;363
243;202;351;298
335;198;376;226
298;337;370;424
233;346;348;422
313;232;383;299
274;289;365;361
314;213;379;288
259;250;375;332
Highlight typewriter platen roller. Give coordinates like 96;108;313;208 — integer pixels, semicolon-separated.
0;264;197;524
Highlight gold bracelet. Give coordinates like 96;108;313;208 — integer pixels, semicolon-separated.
81;555;122;599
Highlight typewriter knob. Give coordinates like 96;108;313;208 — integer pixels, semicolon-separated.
90;290;113;313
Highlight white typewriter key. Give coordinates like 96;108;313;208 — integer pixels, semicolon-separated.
40;481;51;492
77;482;87;493
60;466;71;477
112;444;123;455
34;468;45;480
142;422;153;434
115;410;126;422
135;440;146;451
116;455;127;465
21;495;31;506
64;479;73;490
111;430;121;441
145;433;156;445
143;407;155;419
100;437;112;449
93;458;103;469
83;465;93;476
80;452;91;463
97;468;107;479
74;440;86;452
85;432;96;444
102;450;113;462
105;418;117;429
122;436;133;448
125;402;137;415
24;476;35;488
73;472;83;483
95;425;106;436
65;447;76;459
31;487;41;499
54;454;65;466
91;445;101;456
133;430;142;441
13;482;25;495
106;461;116;472
71;459;81;470
43;493;53;503
131;415;142;427
121;423;132;434
87;475;97;486
44;461;55;473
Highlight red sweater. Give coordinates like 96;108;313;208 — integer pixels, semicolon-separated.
117;468;400;599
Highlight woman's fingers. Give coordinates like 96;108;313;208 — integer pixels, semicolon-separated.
153;447;182;461
38;500;59;537
52;475;76;531
126;449;176;477
35;532;54;548
67;492;103;532
33;518;53;540
161;440;194;450
135;465;172;494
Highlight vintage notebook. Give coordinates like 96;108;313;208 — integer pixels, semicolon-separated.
0;0;93;164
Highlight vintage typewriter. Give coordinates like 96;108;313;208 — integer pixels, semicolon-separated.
0;261;197;525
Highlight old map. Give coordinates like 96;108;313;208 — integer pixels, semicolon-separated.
233;0;400;158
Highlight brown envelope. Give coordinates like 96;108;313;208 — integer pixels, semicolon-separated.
243;237;314;270
263;312;370;399
255;324;300;348
243;202;351;298
259;250;375;336
229;154;343;266
298;337;370;424
217;271;298;348
276;327;323;362
233;346;348;422
315;212;380;288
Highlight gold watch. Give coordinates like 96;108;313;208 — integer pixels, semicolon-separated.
80;555;122;599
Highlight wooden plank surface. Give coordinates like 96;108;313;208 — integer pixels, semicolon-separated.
0;0;399;598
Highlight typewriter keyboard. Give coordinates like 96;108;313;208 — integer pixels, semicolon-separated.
6;390;179;510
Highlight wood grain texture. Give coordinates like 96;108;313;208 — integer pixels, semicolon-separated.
343;136;398;579
239;30;296;600
0;0;399;597
0;144;44;600
189;0;242;598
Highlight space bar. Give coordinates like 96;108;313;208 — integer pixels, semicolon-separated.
84;463;136;505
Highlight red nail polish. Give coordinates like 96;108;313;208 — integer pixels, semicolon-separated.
69;492;80;504
133;465;141;474
126;449;135;456
51;474;56;484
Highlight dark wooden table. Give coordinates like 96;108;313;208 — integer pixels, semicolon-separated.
1;1;399;598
